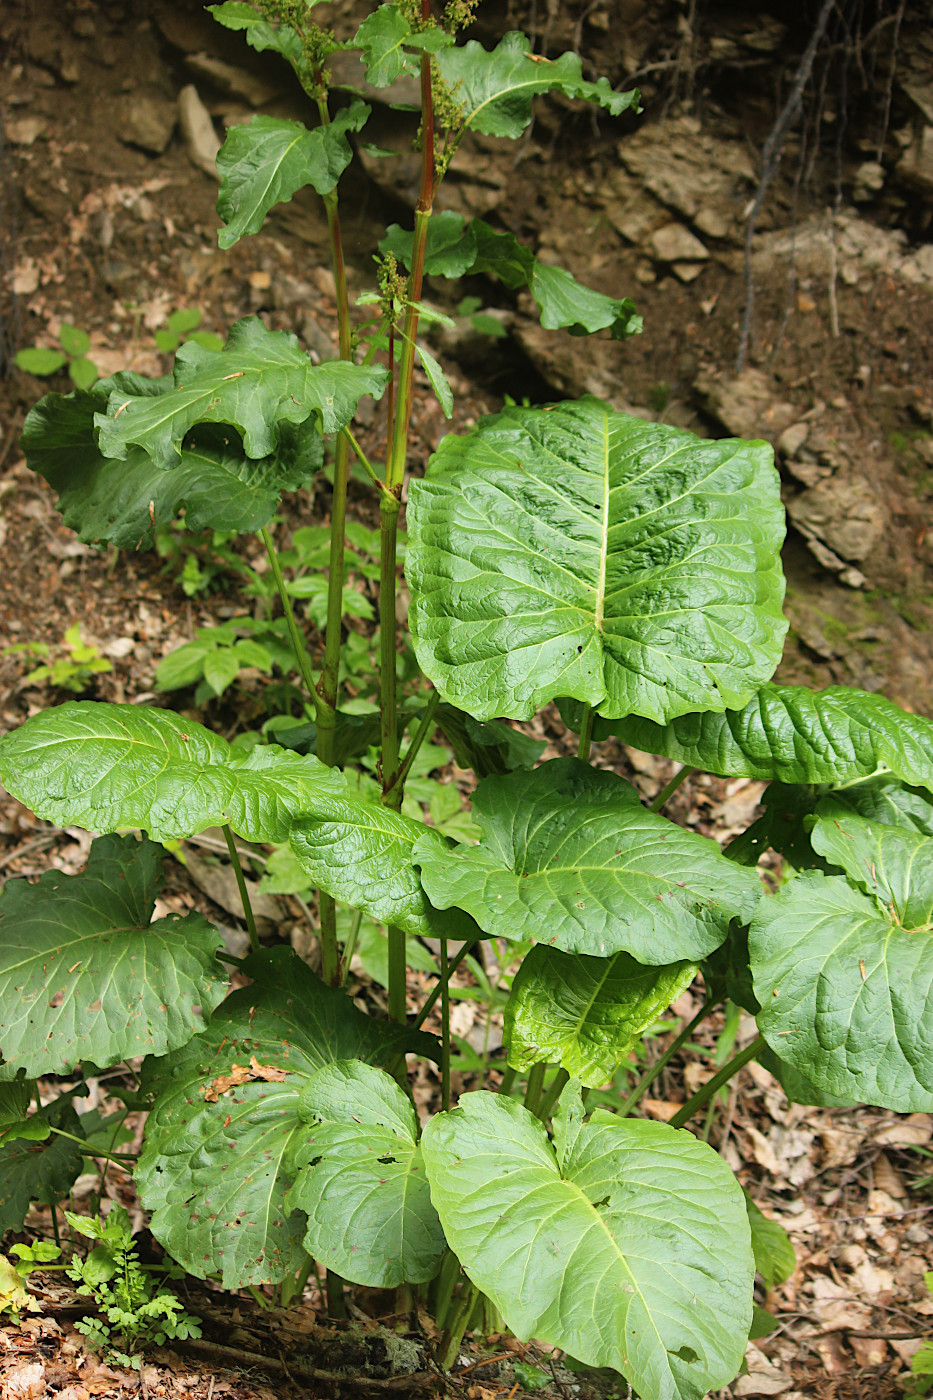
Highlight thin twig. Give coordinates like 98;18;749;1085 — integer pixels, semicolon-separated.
737;0;836;370
171;1338;437;1392
875;0;906;163
0;831;59;873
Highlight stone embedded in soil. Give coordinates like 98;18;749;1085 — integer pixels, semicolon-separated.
671;260;705;283
777;421;809;458
852;160;885;202
5;116;46;146
117;92;177;155
650;222;709;264
184;52;280;108
178;85;221;178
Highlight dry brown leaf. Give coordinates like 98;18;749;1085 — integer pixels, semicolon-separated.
849;1256;895;1301
872;1152;908;1198
203;1056;288;1103
850;1336;888;1367
55;1387;90;1400
682;1060;712;1097
813;1332;849;1374
866;1187;905;1220
818;1126;862;1171
873;1113;932;1148
1;1361;46;1400
744;1123;782;1176
640;1098;681;1122
733;1344;795;1396
892;1338;926;1365
808;1277;872;1331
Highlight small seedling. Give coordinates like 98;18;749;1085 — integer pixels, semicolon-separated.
65;1207;201;1370
15;323;98;389
4;623;111;693
456;295;509;338
154;307;224;355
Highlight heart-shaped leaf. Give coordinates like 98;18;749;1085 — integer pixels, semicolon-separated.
286;1060;446;1287
289;793;478;939
608;683;933;789
95;318;387;470
22;378;322;548
217;105;370;249
435;32;640;139
422;1087;752;1399
406;399;786;723
0;834;225;1079
504;945;697;1085
752;808;933;1110
137;948;436;1288
0;702;345;843
414;760;761;963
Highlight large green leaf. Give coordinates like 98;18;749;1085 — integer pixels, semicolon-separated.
405;399;786;723
504;945;696;1086
285;1060;445;1287
422;1087;752;1399
95;318;387;469
751;809;933;1110
289;793;478;940
825;775;933;836
435;32;640;139
730;773;933;874
0;1099;85;1236
137;949;436;1288
414;760;761;963
609;683;933;789
21;380;322;548
217;104;370;249
0;702;345;843
381;215;641;339
0;835;225;1079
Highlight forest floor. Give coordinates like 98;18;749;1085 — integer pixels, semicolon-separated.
1;0;933;1397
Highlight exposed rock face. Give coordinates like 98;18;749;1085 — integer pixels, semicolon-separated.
615;115;756;246
693;368;797;442
787;477;886;564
